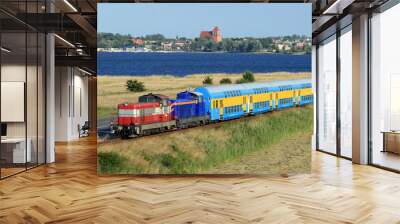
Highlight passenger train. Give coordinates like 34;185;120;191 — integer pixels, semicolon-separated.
113;79;313;138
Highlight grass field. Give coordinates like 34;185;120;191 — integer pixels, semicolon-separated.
97;105;313;175
97;72;311;119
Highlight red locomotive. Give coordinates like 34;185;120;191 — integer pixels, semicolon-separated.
114;94;176;138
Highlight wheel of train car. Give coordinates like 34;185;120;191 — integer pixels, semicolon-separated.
120;130;130;139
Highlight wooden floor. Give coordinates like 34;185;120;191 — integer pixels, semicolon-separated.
1;136;400;223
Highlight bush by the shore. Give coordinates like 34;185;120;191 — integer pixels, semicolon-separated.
202;76;213;85
126;79;146;92
219;78;232;84
236;71;255;84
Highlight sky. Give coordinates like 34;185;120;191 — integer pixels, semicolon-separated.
98;4;311;38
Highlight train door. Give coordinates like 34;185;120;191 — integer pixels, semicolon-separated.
196;96;201;116
249;96;253;112
212;100;219;121
243;96;249;113
269;93;273;109
139;108;145;124
219;99;224;119
298;90;301;105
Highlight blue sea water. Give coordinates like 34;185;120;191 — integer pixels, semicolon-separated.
97;52;311;76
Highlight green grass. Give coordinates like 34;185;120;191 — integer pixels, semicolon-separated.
97;151;144;174
98;106;313;175
97;106;116;120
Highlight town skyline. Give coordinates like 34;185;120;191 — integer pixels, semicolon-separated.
99;30;311;40
98;30;311;54
98;3;311;39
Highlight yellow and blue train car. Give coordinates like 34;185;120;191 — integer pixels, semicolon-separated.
195;79;313;121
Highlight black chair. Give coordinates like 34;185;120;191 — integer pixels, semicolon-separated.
79;121;90;138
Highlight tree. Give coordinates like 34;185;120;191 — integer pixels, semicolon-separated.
202;76;213;85
219;78;232;84
144;34;165;41
247;40;262;52
126;80;146;92
97;32;133;48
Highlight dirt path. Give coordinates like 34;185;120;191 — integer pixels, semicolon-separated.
204;132;312;175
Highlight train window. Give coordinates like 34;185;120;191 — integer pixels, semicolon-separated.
220;100;223;107
250;96;253;103
216;100;219;108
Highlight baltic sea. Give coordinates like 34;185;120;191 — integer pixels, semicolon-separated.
97;52;311;76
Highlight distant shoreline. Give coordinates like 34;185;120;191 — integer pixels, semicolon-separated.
98;72;311;77
97;51;311;55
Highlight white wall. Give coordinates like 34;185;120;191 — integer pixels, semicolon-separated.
55;67;89;141
1;64;26;138
340;28;353;158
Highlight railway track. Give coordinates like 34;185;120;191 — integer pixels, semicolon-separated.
98;107;300;145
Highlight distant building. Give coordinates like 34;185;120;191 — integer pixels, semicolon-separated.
132;38;144;46
200;26;222;43
162;42;173;51
296;42;305;50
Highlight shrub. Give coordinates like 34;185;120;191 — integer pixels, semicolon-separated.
126;79;145;92
243;71;255;82
219;78;232;84
202;76;213;85
236;71;255;84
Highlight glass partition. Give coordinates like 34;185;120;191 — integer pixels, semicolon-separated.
370;3;400;171
1;31;28;177
0;2;46;179
317;35;337;154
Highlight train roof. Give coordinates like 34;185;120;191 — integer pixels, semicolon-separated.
138;93;169;103
195;78;311;98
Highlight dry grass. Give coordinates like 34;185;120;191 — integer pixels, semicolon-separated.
97;72;311;118
98;106;313;174
204;132;311;175
98;124;230;174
